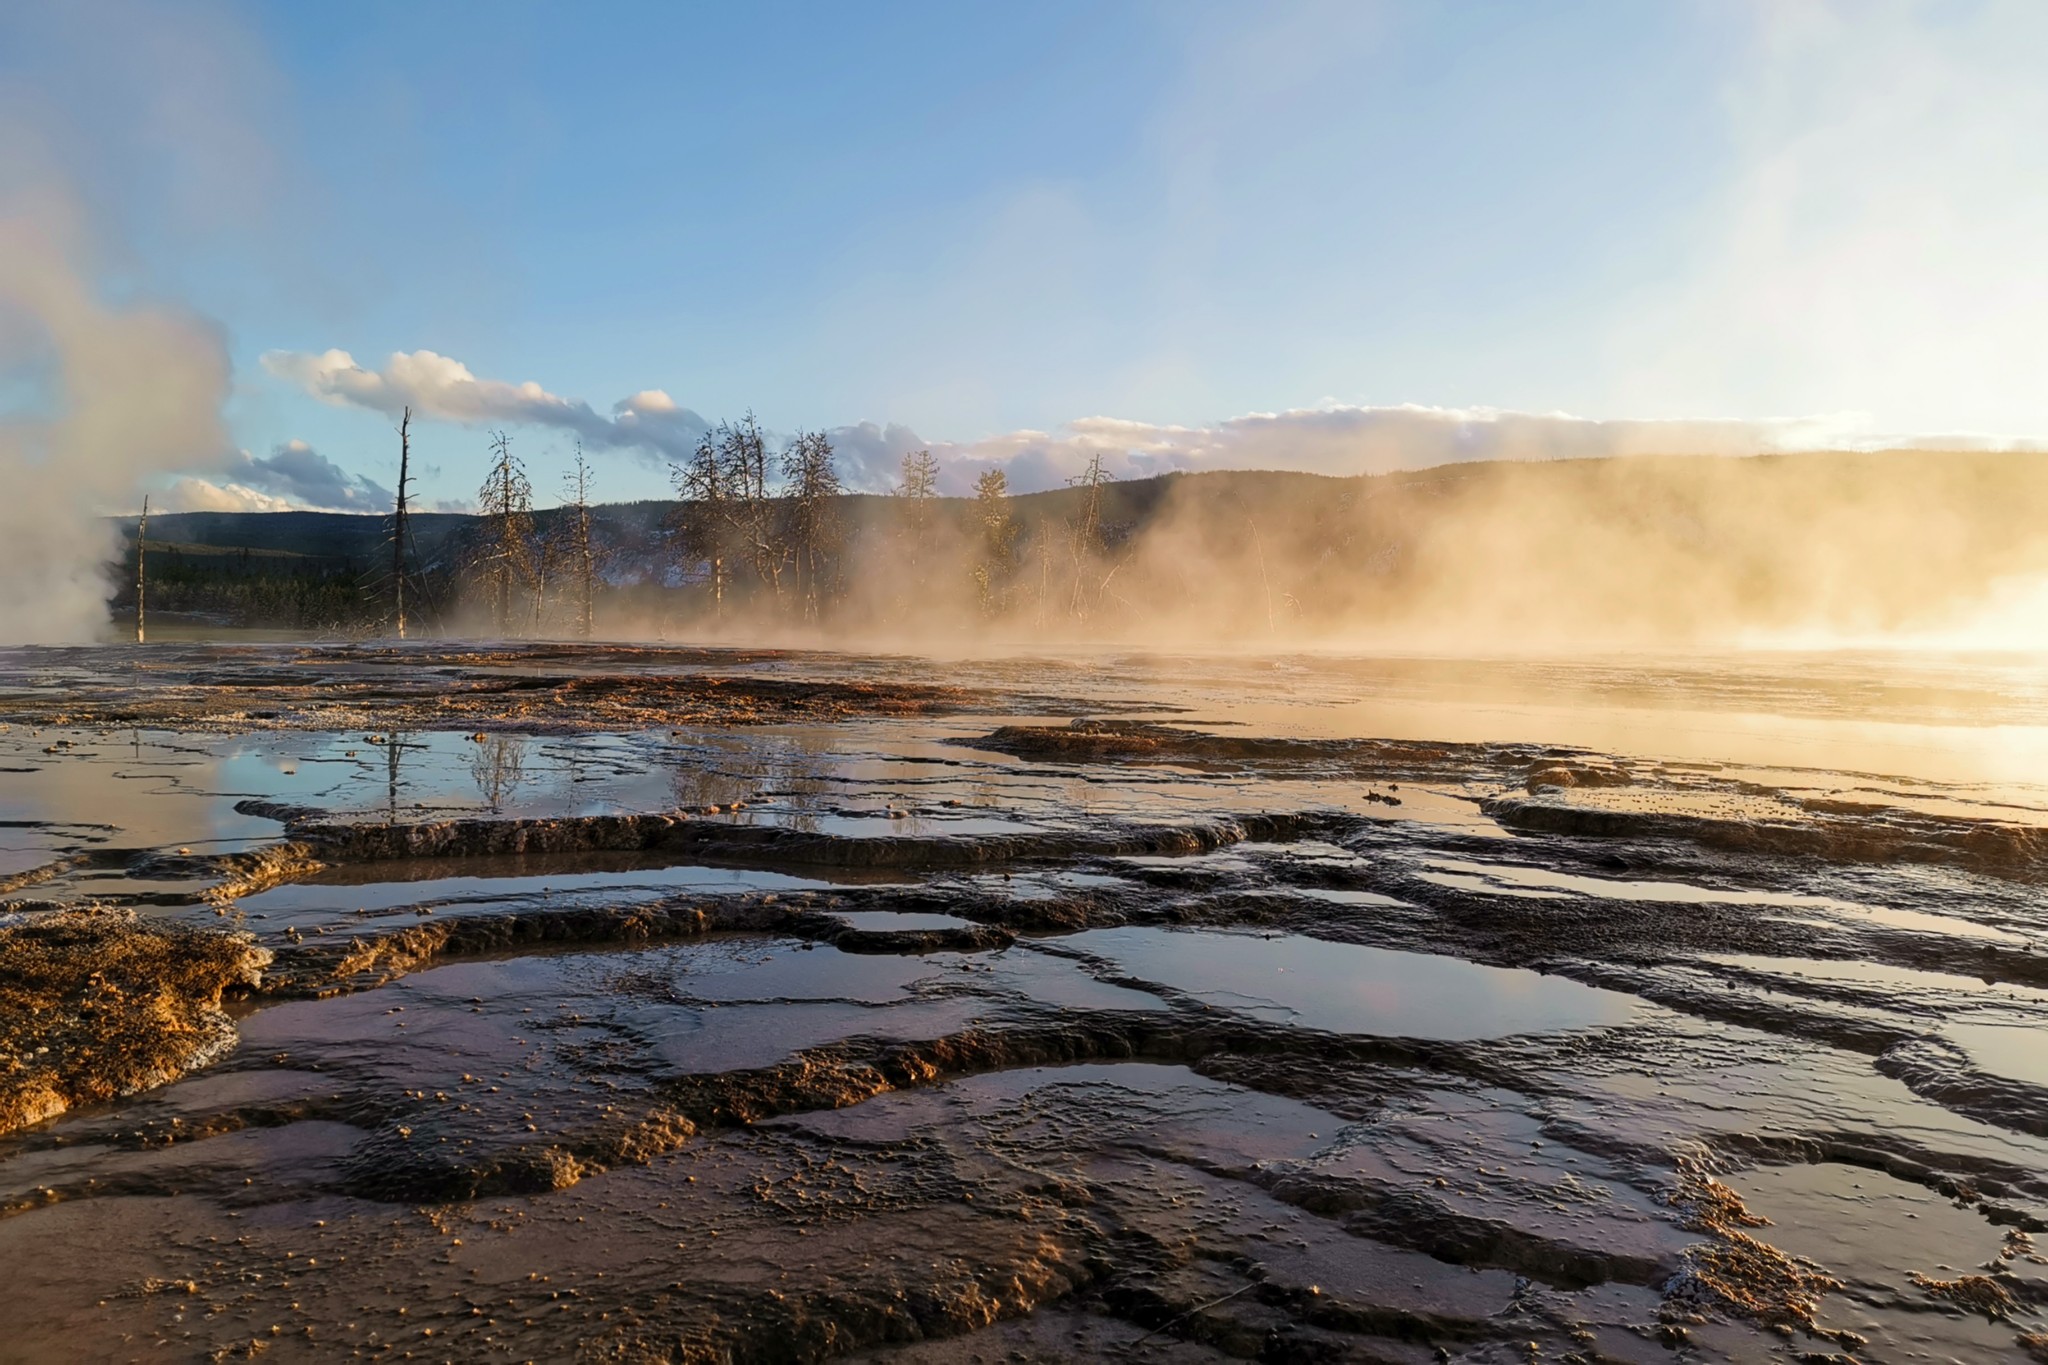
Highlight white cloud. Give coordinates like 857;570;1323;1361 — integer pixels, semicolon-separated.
267;345;1857;497
262;346;2045;506
160;477;295;514
262;348;710;460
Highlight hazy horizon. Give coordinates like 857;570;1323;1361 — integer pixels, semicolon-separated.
8;2;2048;515
7;1;2048;644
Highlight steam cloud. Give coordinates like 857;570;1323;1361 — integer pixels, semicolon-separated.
0;191;231;642
822;407;1868;496
0;0;267;642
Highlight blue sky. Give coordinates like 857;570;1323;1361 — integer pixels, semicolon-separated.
6;0;2048;511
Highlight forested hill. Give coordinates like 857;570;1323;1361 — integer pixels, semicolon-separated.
109;451;2048;645
122;508;477;562
118;470;1336;562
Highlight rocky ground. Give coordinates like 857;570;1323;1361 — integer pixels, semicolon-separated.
1;643;2046;1362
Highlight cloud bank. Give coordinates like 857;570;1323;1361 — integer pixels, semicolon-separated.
262;348;709;461
165;440;393;513
161;477;293;514
261;343;2048;509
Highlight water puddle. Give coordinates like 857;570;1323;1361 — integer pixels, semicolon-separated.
1424;858;1835;906
1705;954;2046;999
1287;887;1410;909
795;812;1044;839
1414;870;1573;900
969;869;1131;901
1833;901;2025;944
826;910;974;932
1057;927;1640;1039
1944;1021;2048;1089
236;939;1000;1086
1726;1162;2043;1357
1517;787;1812;822
1425;858;2024;943
237;862;847;928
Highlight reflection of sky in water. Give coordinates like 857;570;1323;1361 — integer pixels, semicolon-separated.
0;729;276;850
1425;857;1855;906
1287;887;1410;908
1424;857;2023;944
1945;1021;2048;1089
1061;927;1638;1040
828;910;973;932
1729;1162;2008;1296
1039;649;2048;795
622;938;1162;1024
236;862;847;928
1414;870;1572;900
213;731;668;819
1824;901;2023;944
8;649;2048;956
1706;954;2048;1000
186;719;1421;833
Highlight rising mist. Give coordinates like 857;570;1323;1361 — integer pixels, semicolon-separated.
234;444;2048;654
0;0;249;644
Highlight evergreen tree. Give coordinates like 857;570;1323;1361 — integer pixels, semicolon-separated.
970;467;1016;615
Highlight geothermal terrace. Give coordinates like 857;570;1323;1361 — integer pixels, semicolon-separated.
1;643;2046;1361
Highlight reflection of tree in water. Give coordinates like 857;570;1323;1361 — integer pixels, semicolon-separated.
1062;775;1098;817
668;738;836;834
885;805;930;837
470;735;527;814
778;759;834;835
386;731;411;820
669;759;755;814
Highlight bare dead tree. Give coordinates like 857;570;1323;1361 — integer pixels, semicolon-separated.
391;407;412;638
475;430;534;635
723;414;784;602
897;448;939;513
782;430;842;622
1066;451;1111;619
673;414;784;610
565;443;596;639
672;426;734;617
469;734;526;813
135;494;149;644
529;521;560;635
1036;529;1053;630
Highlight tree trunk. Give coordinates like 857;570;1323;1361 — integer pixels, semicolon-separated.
393;408;410;639
135;496;148;645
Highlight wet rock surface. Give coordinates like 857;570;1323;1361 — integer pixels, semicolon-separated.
2;643;2048;1360
0;907;270;1133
